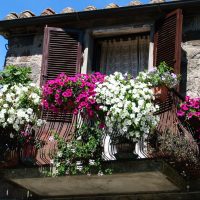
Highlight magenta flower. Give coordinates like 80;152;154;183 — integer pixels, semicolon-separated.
185;96;190;102
180;104;189;111
177;110;185;117
42;71;106;122
55;93;60;100
62;89;73;98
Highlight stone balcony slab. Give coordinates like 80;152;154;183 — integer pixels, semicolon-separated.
0;159;186;197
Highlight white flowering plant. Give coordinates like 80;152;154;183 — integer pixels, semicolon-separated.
94;72;159;142
0;66;46;165
0;83;44;135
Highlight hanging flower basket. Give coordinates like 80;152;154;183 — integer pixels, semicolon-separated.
153;86;169;103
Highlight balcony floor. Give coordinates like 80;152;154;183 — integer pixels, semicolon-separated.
0;159;186;197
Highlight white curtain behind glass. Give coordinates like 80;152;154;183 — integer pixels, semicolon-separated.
99;35;149;77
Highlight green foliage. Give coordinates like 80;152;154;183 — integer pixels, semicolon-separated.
157;130;199;164
52;122;112;176
0;65;31;85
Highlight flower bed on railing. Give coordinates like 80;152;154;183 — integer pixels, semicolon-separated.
43;71;161;175
1;63;199;178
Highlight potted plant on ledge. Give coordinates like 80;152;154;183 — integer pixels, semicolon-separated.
136;62;181;103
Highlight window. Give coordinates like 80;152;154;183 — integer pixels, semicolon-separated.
93;33;149;77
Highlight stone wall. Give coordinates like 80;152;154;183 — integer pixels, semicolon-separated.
3;15;200;97
182;15;200;97
5;34;43;85
182;40;200;97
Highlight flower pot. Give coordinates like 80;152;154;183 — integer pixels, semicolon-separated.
187;117;200;132
0;150;19;168
20;144;37;165
185;117;200;143
114;139;138;160
153;86;169;103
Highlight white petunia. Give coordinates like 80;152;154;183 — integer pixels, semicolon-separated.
36;119;44;127
6;94;12;102
27;108;33;115
2;85;8;92
3;104;8;108
7;117;14;124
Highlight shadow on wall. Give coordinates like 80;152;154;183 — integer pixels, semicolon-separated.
180;47;187;97
182;15;200;97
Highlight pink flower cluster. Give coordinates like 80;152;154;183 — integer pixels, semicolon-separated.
177;96;200;119
42;72;105;119
177;96;200;136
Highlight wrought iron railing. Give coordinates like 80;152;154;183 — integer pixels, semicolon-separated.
0;89;199;178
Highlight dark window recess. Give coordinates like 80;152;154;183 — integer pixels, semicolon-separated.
41;27;82;122
93;33;150;77
153;9;183;75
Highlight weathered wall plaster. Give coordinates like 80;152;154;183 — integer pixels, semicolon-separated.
5;34;43;85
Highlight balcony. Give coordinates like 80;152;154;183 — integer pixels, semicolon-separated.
0;65;200;199
0;89;200;199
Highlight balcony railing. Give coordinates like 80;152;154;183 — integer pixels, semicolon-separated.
0;89;199;177
0;88;200;199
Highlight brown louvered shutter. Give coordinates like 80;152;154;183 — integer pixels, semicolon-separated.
153;9;183;75
41;27;82;122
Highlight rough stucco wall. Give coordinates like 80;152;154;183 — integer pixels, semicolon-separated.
5;34;43;85
182;15;200;97
182;41;200;97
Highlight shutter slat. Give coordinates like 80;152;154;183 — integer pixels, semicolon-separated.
154;9;183;76
41;27;82;122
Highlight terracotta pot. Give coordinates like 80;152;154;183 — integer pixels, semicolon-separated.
153;86;169;103
187;117;200;131
20;144;37;165
0;150;19;168
114;138;137;160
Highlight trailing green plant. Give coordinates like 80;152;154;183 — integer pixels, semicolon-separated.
154;130;199;164
51;122;112;176
0;65;31;85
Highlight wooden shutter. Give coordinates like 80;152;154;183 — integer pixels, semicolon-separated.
153;9;183;75
41;27;82;122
